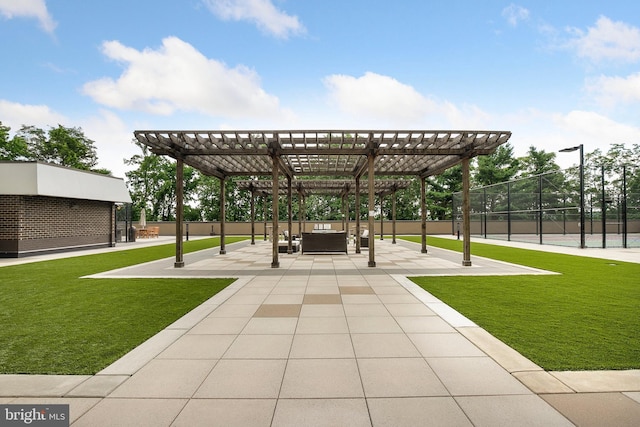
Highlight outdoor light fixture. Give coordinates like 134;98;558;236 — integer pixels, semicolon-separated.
559;144;585;248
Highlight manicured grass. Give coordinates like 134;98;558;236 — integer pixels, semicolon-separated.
402;236;640;371
0;237;247;374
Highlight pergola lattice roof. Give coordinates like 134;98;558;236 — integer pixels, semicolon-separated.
236;179;412;197
134;130;512;179
134;128;512;269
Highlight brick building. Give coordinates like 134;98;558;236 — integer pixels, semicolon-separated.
0;161;132;257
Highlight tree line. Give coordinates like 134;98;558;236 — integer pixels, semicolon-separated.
125;139;639;223
0;121;110;174
2;120;637;222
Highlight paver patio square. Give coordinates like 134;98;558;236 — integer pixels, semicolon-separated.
541;392;640;427
339;286;375;294
157;334;235;359
73;398;187;427
223;334;293;359
225;294;268;304
290;334;355;358
347;316;403;333
263;294;305;304
395;316;455;333
343;304;390;317
209;304;260;318
408;333;486;358
341;295;381;304
305;286;340;294
377;294;420;304
194;359;286;398
300;304;345;317
303;294;342;304
241;317;298;334
385;303;435;316
352;333;421;358
253;304;302;317
427;357;531;396
270;285;306;295
279;359;364;398
173;398;276;427
358;358;448;397
456;395;574;426
109;359;216;398
187;317;249;335
295;317;349;334
272;398;371;427
367;397;472;427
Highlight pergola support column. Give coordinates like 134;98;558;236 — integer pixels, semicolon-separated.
174;158;184;268
355;177;361;254
367;153;376;267
392;189;397;244
345;194;349;243
219;177;226;255
271;157;280;268
421;177;427;254
462;158;472;266
287;176;293;254
263;196;268;241
302;195;307;233
250;189;255;245
380;194;384;240
298;189;303;237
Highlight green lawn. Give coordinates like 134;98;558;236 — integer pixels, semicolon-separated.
0;237;247;374
402;236;640;371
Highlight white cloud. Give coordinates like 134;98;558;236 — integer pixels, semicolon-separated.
322;72;490;129
553;110;640;143
0;0;56;33
0;99;66;129
586;72;640;107
82;37;286;120
502;4;529;27
202;0;305;39
502;108;640;168
80;110;137;178
566;16;640;63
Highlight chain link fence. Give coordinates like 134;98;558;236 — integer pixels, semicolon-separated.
453;168;639;248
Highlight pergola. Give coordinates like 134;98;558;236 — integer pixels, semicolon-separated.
133;129;511;268
236;179;412;252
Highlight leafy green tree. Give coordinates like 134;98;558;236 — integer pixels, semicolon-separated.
474;143;520;186
0;122;29;160
472;144;520;214
15;124;100;170
519;146;561;177
428;166;462;220
125;140;198;221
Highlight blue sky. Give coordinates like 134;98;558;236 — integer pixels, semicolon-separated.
1;0;640;177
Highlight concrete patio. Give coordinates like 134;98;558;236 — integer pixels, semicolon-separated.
1;237;639;426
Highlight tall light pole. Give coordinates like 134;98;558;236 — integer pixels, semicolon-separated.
559;144;585;248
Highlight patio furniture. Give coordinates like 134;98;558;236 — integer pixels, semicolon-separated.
301;231;348;254
360;229;369;248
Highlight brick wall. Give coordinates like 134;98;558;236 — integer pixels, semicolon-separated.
0;195;113;257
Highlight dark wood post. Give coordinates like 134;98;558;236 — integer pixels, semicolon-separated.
368;153;376;267
271;157;279;268
250;188;255;245
355;177;361;254
462;158;472;266
287;176;292;254
421;176;427;254
175;158;184;268
219;177;226;255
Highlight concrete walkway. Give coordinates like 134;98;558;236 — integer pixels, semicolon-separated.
1;237;639;426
